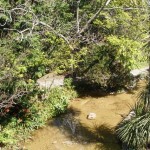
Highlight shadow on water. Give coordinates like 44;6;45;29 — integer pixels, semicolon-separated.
71;79;109;98
49;107;121;150
94;124;121;150
72;79;143;98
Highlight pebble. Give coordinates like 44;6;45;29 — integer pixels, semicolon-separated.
52;141;57;144
83;141;88;145
87;113;96;120
62;140;73;145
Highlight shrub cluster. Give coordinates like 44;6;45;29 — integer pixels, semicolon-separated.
0;85;77;149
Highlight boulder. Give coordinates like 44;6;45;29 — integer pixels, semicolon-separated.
37;73;65;89
127;66;149;89
130;66;149;77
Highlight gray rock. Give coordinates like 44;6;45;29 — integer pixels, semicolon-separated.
123;111;136;121
130;66;149;77
37;73;65;89
87;113;96;120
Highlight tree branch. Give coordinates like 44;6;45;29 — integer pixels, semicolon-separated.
0;91;29;116
76;0;81;33
79;0;112;34
39;21;74;50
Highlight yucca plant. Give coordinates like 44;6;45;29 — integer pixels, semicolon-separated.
136;83;150;115
116;82;150;150
117;112;150;149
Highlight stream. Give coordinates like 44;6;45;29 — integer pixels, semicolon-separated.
23;81;144;150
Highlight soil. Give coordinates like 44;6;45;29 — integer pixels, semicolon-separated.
23;81;145;150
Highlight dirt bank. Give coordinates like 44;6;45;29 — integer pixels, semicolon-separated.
23;81;145;150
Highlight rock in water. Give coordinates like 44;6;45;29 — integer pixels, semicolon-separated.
123;111;136;121
52;141;57;144
62;141;73;145
87;113;96;120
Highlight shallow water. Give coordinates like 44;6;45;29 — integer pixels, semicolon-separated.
23;81;144;150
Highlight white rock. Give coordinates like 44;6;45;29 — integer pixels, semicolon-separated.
130;69;141;76
130;66;149;77
110;92;115;95
62;141;73;145
87;113;96;120
123;111;136;121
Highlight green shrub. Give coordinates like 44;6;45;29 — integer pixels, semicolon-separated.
77;36;144;90
45;87;77;116
64;78;74;89
0;86;77;149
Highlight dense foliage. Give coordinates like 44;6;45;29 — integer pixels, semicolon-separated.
0;85;77;148
115;1;150;148
0;0;149;148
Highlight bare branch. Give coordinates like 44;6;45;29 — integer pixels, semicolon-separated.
39;21;74;50
1;5;74;50
4;28;30;41
76;0;81;33
0;91;29;116
79;0;112;34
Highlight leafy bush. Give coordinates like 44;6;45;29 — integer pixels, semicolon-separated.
0;86;77;149
77;36;144;90
45;87;77;116
0;0;149;149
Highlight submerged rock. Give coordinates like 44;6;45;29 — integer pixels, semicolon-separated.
87;113;96;120
62;140;73;145
52;141;57;144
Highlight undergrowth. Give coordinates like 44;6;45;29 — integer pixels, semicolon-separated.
0;83;77;149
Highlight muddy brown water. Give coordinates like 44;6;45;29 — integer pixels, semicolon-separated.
23;81;145;150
